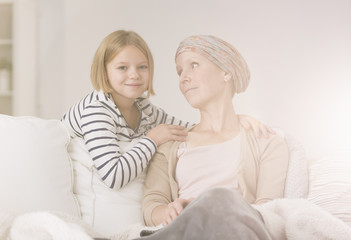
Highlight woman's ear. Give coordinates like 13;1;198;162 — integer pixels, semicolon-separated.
224;72;232;82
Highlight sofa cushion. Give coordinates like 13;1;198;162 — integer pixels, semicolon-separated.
307;151;351;226
0;114;80;217
68;137;144;236
273;128;309;199
283;133;309;198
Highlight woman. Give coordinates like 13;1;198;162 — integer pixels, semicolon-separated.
140;35;289;239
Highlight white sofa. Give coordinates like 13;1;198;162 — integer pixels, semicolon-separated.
0;114;350;239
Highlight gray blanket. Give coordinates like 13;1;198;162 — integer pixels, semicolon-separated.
135;188;271;240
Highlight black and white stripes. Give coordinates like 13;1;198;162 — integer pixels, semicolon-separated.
62;90;189;190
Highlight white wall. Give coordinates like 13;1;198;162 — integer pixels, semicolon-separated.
37;0;64;117
35;0;351;159
12;0;38;116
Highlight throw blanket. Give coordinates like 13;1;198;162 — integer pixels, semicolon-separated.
254;198;351;240
0;209;99;240
0;209;159;240
2;199;351;240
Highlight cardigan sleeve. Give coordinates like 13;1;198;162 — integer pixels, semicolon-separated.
142;142;174;226
255;134;289;204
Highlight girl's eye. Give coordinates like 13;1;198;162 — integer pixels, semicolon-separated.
191;62;199;69
118;66;127;70
139;65;148;70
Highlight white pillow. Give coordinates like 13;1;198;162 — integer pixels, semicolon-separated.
273;128;309;198
307;151;351;226
68;137;144;236
0;114;80;217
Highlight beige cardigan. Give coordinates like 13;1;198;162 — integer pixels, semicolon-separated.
142;128;289;226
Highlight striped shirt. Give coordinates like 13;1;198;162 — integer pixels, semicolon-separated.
61;90;190;190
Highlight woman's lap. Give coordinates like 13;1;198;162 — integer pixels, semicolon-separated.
136;188;272;240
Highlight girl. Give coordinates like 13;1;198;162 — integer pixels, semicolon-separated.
62;30;270;191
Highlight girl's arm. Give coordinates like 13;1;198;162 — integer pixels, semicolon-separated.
238;115;275;138
150;103;274;137
77;99;188;190
80;104;157;190
150;104;193;128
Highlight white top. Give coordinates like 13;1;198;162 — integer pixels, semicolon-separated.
176;134;242;199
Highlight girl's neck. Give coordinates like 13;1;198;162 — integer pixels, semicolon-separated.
111;93;140;130
111;93;135;111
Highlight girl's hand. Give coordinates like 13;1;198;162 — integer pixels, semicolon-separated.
163;198;194;226
146;124;188;146
238;115;275;138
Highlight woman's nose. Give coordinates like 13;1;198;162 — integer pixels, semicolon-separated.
180;71;190;83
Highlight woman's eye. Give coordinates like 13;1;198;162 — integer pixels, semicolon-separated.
191;63;199;69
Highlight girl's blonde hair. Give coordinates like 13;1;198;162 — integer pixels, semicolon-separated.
91;30;155;97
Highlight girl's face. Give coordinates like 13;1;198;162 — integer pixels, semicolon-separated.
106;45;149;103
176;51;227;109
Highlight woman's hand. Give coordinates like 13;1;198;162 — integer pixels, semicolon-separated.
146;124;188;146
163;198;194;226
238;115;275;138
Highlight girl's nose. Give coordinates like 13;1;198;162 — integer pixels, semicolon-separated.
128;67;139;79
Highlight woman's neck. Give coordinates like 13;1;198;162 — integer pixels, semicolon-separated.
186;103;240;148
196;102;239;134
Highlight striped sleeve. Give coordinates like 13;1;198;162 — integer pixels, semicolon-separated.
151;104;192;128
61;92;94;138
80;104;157;190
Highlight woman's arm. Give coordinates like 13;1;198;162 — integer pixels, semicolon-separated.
151;205;168;226
159;198;194;226
142;142;174;226
255;134;289;204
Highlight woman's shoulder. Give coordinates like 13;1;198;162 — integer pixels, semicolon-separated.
242;127;287;150
156;140;182;156
241;128;289;167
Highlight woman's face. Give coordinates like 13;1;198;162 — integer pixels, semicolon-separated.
106;45;150;103
176;51;227;109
